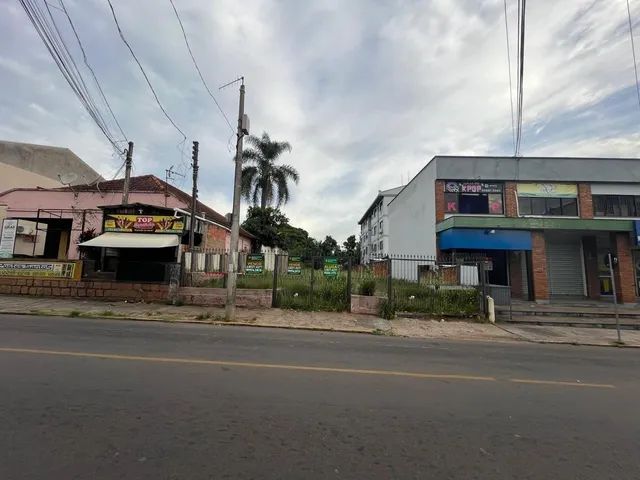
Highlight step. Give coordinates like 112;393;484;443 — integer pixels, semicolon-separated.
497;314;640;330
496;307;640;320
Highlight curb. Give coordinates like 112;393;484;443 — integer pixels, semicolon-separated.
495;324;640;349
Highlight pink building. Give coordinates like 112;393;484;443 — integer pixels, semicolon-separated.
0;174;254;260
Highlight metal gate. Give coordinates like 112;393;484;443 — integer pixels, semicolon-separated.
546;236;585;297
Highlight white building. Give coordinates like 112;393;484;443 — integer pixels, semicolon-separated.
358;186;402;263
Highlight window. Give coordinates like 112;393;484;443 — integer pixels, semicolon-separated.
373;244;377;253
379;241;383;251
443;182;504;215
373;226;377;235
379;221;383;234
518;196;579;216
593;195;640;217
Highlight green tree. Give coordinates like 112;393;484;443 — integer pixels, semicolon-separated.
241;132;299;208
342;235;360;263
320;235;340;257
241;206;289;249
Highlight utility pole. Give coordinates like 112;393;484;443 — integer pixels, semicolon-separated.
225;78;247;321
122;141;133;204
189;141;199;279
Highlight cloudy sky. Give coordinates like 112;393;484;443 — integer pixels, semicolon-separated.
1;0;639;242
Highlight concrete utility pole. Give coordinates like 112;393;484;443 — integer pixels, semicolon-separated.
122;141;133;204
189;141;199;278
225;79;247;321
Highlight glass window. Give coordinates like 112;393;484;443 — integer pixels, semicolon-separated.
518;197;532;215
488;193;503;214
444;192;458;213
379;221;383;234
620;196;636;217
594;196;607;216
546;197;562;215
379;241;383;250
373;226;377;235
593;195;640;217
561;198;578;216
531;197;547;215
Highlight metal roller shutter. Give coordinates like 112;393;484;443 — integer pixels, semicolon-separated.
546;236;585;297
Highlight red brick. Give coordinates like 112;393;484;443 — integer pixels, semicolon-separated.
531;231;549;301
612;232;636;304
95;289;104;297
0;285;11;294
16;278;26;286
20;286;29;294
36;287;44;296
77;289;86;297
11;285;21;294
52;287;61;296
578;184;593;219
42;287;52;296
60;288;70;296
86;289;95;297
435;180;445;223
68;288;77;296
33;279;43;287
504;182;518;218
28;287;37;295
41;280;50;287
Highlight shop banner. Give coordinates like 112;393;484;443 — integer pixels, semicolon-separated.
323;257;339;278
287;256;302;275
517;183;577;197
0;219;17;259
0;260;82;280
246;254;264;275
104;214;184;234
444;182;502;194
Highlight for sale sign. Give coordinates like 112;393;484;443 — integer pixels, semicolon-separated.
246;254;264;275
287;256;302;275
323;257;339;278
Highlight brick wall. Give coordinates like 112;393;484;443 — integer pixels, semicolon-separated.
0;277;169;302
578;183;593;219
508;251;523;298
612;232;637;304
435;180;445;223
531;231;549;301
350;294;381;315
504;182;518;218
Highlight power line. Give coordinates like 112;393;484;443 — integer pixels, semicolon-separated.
168;0;235;134
106;0;187;142
57;0;128;141
18;0;126;155
503;0;516;153
626;0;640;113
515;0;526;157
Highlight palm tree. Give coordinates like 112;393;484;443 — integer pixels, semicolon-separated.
241;132;299;208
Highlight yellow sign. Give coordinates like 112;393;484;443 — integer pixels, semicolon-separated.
0;260;82;280
104;214;184;234
517;183;577;198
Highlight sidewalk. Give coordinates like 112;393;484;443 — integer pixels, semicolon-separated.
0;295;637;347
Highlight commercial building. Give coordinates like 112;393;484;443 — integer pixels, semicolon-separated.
358;186;402;264
387;156;640;303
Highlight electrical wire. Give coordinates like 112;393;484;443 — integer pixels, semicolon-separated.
515;0;526;157
18;0;126;156
106;0;187;143
168;0;235;134
503;0;516;153
57;0;128;141
626;0;640;113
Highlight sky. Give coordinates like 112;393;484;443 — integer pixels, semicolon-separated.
1;0;640;243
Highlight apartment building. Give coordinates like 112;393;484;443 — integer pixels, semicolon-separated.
358;186;402;264
388;156;640;303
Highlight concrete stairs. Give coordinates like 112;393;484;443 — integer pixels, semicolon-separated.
496;303;640;330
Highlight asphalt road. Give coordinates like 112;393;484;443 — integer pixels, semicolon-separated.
0;314;639;479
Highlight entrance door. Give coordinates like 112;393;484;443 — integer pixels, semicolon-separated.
546;235;585;297
634;251;640;297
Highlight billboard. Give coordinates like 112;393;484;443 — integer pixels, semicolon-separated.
104;214;184;234
0;260;82;280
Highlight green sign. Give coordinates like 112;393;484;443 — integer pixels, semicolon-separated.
323;257;339;277
287;256;302;275
245;254;264;275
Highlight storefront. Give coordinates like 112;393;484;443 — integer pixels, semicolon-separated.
79;203;184;283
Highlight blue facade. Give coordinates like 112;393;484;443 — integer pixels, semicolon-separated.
439;228;532;251
635;220;640;246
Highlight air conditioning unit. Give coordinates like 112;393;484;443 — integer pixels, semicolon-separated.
16;224;36;236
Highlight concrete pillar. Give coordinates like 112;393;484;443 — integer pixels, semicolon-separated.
612;232;637;304
435;180;445;223
531;231;549;302
578;183;593;219
508;251;523;298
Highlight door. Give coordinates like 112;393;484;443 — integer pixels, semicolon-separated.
546;235;585;297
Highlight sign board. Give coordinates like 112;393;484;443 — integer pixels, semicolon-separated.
635;220;640;246
444;182;502;194
0;219;18;259
0;260;82;280
287;256;302;275
323;257;339;278
104;214;184;234
245;254;264;275
517;183;577;198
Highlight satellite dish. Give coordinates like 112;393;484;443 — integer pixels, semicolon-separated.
58;172;78;185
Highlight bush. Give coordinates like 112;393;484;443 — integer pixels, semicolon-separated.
358;279;377;296
378;299;396;320
393;286;478;316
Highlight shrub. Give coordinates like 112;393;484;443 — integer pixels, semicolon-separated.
358;279;377;296
378;299;396;320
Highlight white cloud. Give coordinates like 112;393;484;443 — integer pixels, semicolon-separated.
1;0;639;244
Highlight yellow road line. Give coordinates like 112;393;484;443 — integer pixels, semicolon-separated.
510;378;615;389
0;347;495;382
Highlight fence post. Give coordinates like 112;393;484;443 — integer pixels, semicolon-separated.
346;257;352;311
387;256;392;302
310;258;315;308
478;260;487;318
272;254;279;308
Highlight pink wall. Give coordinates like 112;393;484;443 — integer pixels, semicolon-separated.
0;190;252;259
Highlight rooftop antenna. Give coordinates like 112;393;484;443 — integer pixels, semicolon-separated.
58;172;78;196
165;165;185;206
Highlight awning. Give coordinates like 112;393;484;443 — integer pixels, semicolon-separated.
79;232;180;249
439;228;532;251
